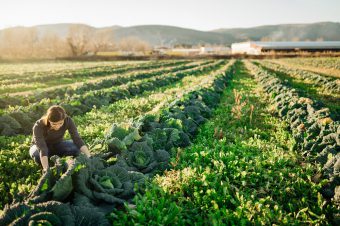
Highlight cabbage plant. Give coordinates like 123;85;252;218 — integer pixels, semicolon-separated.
116;141;170;177
0;201;75;226
105;123;142;154
74;156;146;206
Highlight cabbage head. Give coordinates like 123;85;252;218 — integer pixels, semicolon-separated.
0;201;75;226
116;141;170;176
74;158;146;205
144;128;181;151
105;123;142;154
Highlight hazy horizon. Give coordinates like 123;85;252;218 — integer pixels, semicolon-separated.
1;21;340;32
1;0;340;31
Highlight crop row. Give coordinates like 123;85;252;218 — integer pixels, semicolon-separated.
0;62;235;225
257;61;340;94
0;60;188;85
246;61;339;205
0;60;205;110
0;61;224;136
282;58;340;71
0;61;189;95
0;61;135;77
270;58;340;79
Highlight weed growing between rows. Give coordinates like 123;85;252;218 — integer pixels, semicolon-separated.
110;61;336;225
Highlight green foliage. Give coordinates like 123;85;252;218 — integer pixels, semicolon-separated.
27;156;80;203
105;123;142;154
117;141;170;177
136;114;161;132
251;60;340;204
8;111;33;134
0;115;21;135
0;201;75;226
74;155;146;205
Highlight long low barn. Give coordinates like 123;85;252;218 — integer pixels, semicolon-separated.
231;41;340;55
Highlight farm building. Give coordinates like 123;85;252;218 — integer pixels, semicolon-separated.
199;46;231;55
152;46;231;56
231;41;340;55
169;48;201;56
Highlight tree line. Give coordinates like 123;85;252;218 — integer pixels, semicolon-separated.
0;25;151;59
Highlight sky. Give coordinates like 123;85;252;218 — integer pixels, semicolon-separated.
0;0;340;31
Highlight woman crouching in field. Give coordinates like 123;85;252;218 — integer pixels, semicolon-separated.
29;105;91;172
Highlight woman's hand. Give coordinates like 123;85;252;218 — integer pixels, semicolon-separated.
80;145;91;158
42;167;50;174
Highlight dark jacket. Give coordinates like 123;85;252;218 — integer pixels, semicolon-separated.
32;116;85;157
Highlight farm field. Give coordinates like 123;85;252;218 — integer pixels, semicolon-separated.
0;58;339;225
272;58;340;78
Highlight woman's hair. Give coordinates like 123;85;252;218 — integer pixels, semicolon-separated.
42;105;67;126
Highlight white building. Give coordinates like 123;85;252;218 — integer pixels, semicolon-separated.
200;46;230;55
231;41;340;55
170;48;201;56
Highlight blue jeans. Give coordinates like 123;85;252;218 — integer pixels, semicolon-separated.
29;140;80;166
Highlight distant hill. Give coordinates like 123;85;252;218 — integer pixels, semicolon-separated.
1;22;340;46
112;25;237;46
212;22;340;43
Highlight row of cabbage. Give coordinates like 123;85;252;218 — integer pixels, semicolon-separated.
0;60;204;110
0;62;235;225
0;60;188;85
257;61;340;94
0;61;224;136
246;61;339;207
281;58;340;71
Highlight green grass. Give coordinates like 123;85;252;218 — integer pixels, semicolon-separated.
109;61;335;225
